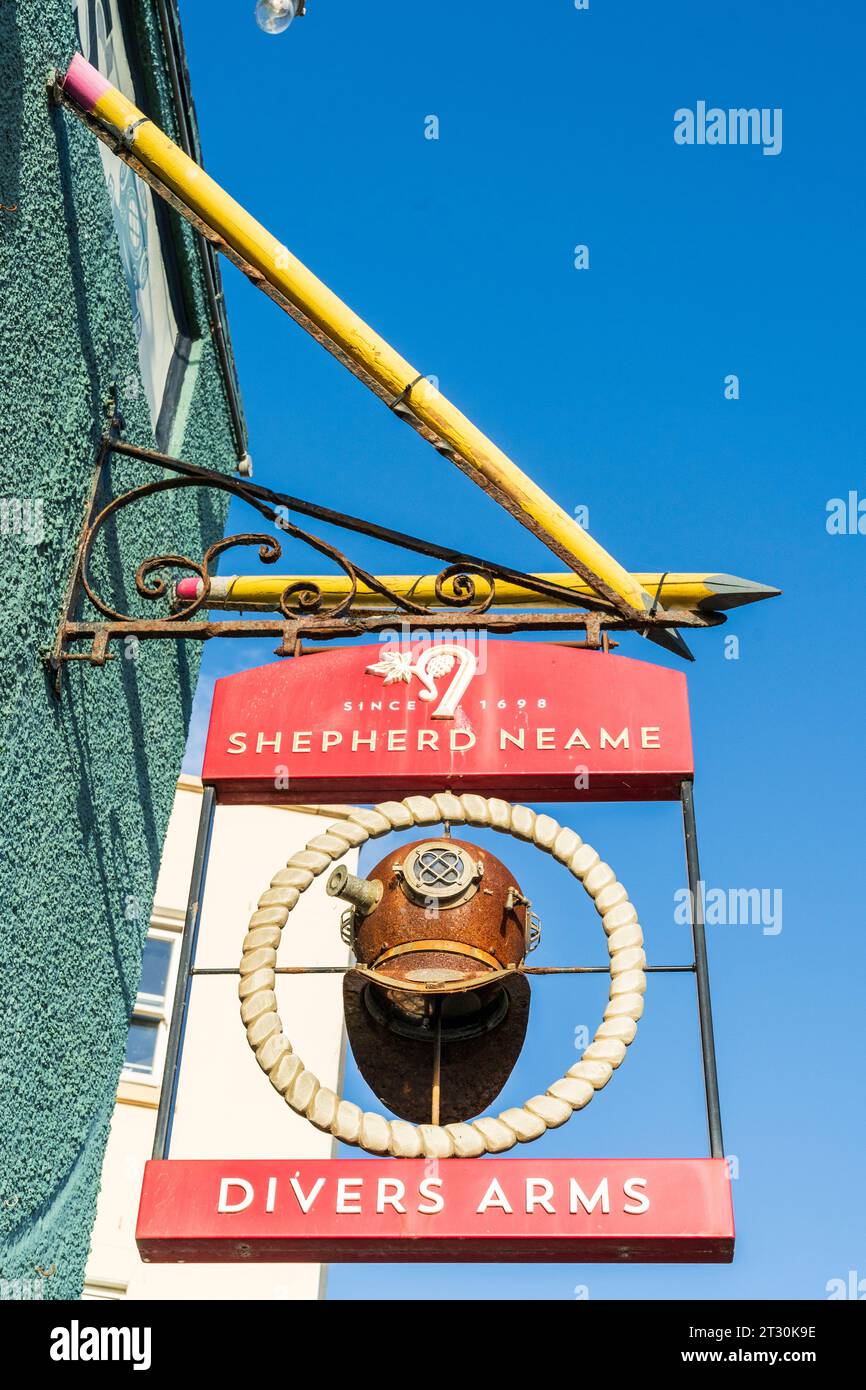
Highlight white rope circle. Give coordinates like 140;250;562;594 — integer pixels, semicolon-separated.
238;793;646;1158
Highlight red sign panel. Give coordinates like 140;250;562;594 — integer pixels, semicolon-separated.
202;641;692;803
136;1158;733;1263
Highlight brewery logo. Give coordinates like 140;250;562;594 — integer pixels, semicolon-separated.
365;643;477;719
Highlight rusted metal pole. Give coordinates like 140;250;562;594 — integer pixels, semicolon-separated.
681;779;725;1159
152;786;215;1160
431;1000;443;1127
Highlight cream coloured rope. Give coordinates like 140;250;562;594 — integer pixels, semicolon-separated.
238;793;646;1158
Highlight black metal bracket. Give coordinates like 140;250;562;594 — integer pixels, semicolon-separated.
46;417;723;696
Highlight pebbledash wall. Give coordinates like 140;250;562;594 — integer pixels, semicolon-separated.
0;2;245;1297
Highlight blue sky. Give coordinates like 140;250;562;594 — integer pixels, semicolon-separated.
178;0;865;1299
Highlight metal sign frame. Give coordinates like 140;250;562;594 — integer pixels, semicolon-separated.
149;778;725;1229
144;639;727;1261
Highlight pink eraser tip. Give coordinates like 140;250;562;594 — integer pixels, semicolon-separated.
176;578;202;599
63;53;112;112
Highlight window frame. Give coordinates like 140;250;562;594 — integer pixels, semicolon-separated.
120;923;180;1088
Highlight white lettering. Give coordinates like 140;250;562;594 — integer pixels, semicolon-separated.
623;1177;650;1214
49;1323;152;1372
377;1178;407;1213
450;728;476;751
418;1178;444;1214
336;1178;364;1213
525;1178;555;1213
289;1176;326;1213
218;1177;254;1213
500;729;525;750
50;1328;69;1362
569;1177;610;1214
600;727;629;750
477;1178;513;1214
256;732;282;754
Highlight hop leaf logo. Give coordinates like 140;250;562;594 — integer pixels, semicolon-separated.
365;651;415;685
426;652;455;679
365;644;477;719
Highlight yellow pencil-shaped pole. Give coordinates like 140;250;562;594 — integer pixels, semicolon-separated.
62;55;661;621
174;572;781;614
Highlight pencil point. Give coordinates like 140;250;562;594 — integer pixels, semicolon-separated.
700;575;782;611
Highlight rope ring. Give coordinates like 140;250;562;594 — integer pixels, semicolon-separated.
238;793;646;1158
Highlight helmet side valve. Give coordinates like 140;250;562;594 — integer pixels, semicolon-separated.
326;865;383;916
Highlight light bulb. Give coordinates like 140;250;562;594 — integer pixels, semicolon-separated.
255;0;298;35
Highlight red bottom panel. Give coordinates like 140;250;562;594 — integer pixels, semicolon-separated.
136;1158;734;1264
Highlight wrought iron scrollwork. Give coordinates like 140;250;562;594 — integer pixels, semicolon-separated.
139;534;283;621
432;565;498;615
80;473;286;624
47;421;722;693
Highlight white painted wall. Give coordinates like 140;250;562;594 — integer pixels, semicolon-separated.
84;779;355;1301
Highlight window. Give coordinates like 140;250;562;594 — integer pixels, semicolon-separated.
73;0;195;449
121;930;177;1086
137;934;172;1008
123;1016;161;1078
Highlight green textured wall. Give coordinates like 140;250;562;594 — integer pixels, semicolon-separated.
0;2;239;1297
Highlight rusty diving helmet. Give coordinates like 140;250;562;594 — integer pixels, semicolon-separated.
327;835;540;1125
